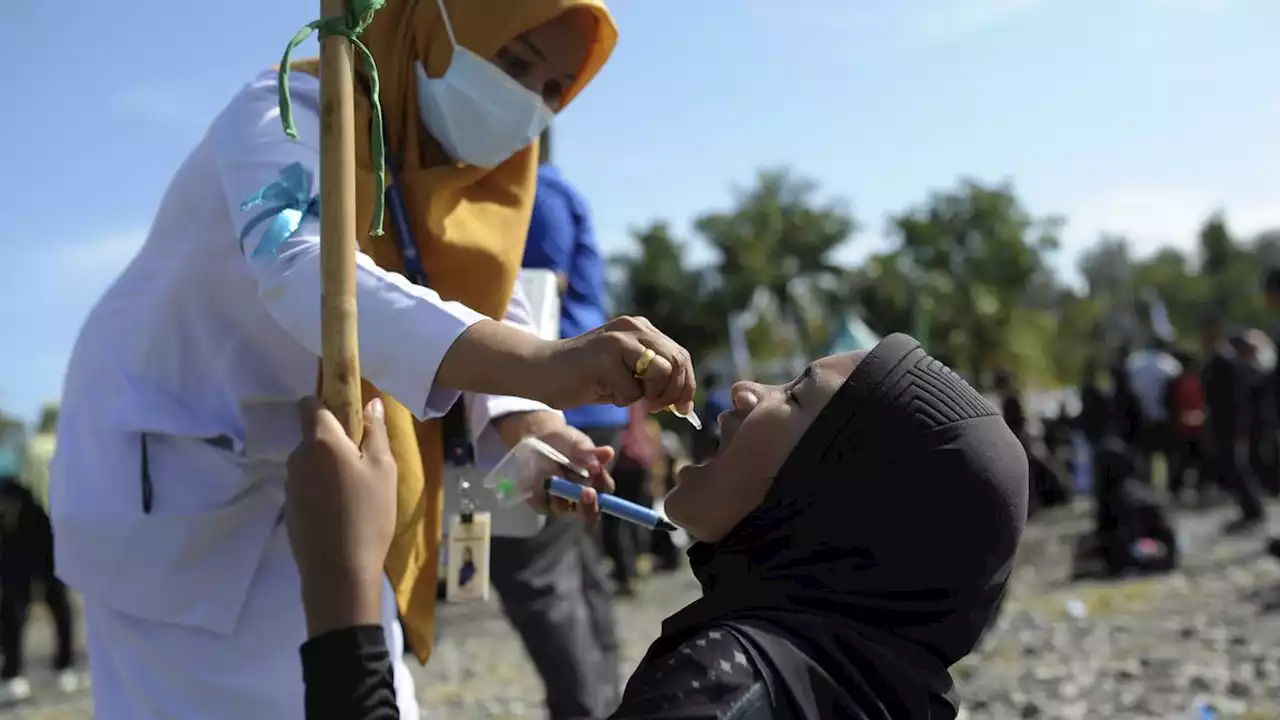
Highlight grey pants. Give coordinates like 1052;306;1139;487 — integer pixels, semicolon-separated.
490;427;623;720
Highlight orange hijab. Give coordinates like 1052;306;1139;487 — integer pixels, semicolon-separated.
292;0;616;662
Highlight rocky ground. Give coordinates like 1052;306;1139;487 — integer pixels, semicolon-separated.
6;502;1280;719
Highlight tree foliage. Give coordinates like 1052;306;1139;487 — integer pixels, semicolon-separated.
610;168;1280;388
7;170;1274;422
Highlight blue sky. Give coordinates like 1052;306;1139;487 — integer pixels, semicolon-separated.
1;0;1277;420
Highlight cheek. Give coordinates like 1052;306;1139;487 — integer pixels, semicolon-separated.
664;411;794;542
664;456;777;544
721;418;795;477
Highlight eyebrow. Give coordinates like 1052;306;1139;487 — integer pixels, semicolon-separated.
518;36;579;84
519;37;547;60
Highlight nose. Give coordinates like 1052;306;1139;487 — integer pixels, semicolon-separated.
730;381;764;411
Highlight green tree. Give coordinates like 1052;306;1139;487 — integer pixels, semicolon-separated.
1199;211;1233;278
695;169;858;358
1196;212;1267;329
611;221;726;363
886;179;1060;379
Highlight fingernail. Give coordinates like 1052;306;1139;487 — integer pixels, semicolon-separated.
368;397;385;419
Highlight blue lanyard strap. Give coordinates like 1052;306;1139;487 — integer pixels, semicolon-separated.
383;156;474;467
383;163;430;287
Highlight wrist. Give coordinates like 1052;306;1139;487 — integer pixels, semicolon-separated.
494;410;565;448
437;319;552;399
300;569;384;638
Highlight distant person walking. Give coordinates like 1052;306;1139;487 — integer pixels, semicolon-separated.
1128;340;1181;470
0;405;78;704
1079;362;1111;444
1110;350;1144;451
1164;352;1205;501
1201;317;1266;533
490;127;625;720
1259;269;1280;560
606;403;659;596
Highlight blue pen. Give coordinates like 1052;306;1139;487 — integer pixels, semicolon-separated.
544;476;677;531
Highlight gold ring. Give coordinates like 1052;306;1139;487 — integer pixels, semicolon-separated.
633;348;657;378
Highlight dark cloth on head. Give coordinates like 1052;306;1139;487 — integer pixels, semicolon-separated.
636;334;1029;720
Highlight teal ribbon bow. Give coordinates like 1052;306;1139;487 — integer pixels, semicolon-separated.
276;0;387;238
239;162;320;259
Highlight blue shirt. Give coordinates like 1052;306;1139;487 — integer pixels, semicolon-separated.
524;165;628;430
700;389;732;434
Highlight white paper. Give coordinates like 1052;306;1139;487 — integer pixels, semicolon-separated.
516;269;562;341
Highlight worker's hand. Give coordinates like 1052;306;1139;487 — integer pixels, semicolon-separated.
533;316;697;414
493;411;614;522
286;397;397;637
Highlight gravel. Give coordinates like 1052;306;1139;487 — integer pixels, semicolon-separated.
7;502;1280;719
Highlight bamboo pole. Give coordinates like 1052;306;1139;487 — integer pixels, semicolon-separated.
318;0;363;443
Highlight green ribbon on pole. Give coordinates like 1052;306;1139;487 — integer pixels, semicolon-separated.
275;0;388;238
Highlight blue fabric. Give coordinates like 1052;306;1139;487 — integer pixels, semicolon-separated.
701;389;732;430
525;165;627;429
239;162;319;259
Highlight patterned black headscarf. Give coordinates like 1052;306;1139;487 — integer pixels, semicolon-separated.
651;334;1029;719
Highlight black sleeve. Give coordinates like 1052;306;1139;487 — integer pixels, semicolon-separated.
300;626;399;720
612;626;776;720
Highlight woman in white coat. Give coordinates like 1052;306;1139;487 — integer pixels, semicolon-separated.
47;0;691;717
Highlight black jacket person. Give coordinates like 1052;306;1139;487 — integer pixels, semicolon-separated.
614;334;1027;719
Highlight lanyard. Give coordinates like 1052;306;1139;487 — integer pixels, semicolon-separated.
383;157;475;468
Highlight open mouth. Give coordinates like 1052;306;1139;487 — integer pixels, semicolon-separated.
716;410;743;452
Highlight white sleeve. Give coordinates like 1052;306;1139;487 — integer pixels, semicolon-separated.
465;280;562;467
211;72;485;420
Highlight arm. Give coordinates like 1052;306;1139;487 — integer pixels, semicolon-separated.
300;627;399;720
465;282;565;459
217;82;696;417
290;399;399;720
214;72;496;419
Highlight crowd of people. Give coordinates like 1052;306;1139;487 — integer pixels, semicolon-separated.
0;405;80;704
997;271;1280;579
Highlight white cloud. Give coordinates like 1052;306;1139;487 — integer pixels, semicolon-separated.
5;230;144;313
0;231;145;417
1061;185;1280;258
53;231;146;287
907;0;1049;43
106;85;205;129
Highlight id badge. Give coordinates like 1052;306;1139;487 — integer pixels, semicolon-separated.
445;511;491;603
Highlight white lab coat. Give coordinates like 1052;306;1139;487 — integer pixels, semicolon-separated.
50;71;555;719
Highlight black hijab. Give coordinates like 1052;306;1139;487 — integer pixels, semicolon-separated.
648;334;1028;719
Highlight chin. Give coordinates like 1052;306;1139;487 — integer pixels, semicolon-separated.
674;460;711;485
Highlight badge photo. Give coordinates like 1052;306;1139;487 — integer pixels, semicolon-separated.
445;511;492;603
